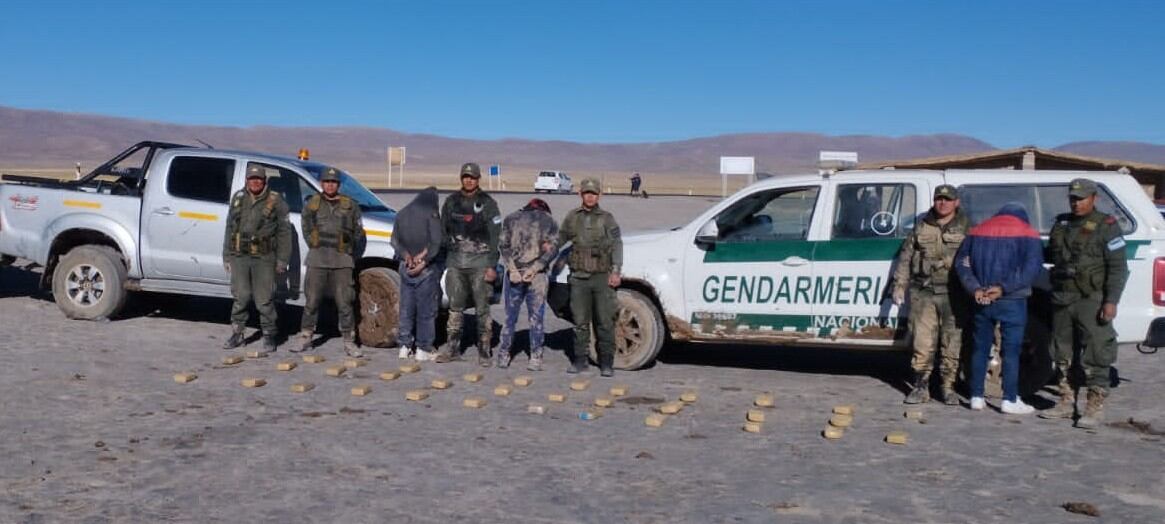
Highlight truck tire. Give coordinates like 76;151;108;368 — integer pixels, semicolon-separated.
357;267;400;347
589;288;665;370
52;245;128;320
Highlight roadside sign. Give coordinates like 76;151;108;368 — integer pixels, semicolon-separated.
489;165;500;176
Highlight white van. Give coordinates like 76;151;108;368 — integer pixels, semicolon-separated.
555;169;1165;388
534;171;573;193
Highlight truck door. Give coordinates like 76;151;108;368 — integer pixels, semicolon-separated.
812;175;928;346
252;161;317;300
141;155;238;282
682;184;824;340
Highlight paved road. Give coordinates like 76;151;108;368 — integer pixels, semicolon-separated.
1;191;1164;523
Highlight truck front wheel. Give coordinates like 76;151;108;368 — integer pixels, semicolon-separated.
357;267;400;347
590;288;665;370
52;245;129;320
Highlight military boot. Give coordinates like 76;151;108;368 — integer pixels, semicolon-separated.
599;352;615;378
904;373;930;404
260;334;278;355
342;332;363;358
1039;373;1076;420
291;330;313;353
222;325;246;350
434;336;462;363
940;382;959;406
567;354;588;374
1075;386;1107;429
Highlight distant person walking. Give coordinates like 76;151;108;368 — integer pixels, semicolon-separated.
392;187;444;361
496;198;559;370
630;172;642;196
955;202;1044;414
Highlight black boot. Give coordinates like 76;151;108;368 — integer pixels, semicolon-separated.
222;327;246;350
904;372;930;404
261;334;278;355
567;355;588;374
599;352;615;378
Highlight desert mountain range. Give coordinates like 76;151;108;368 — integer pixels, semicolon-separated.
3;105;1164;183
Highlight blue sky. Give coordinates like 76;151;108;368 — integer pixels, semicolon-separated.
2;0;1163;146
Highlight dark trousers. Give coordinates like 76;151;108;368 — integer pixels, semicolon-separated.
399;264;441;350
445;266;493;352
570;273;616;364
1053;295;1118;391
970;298;1027;402
300;266;355;334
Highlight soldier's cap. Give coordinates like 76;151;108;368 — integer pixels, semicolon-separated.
459;162;482;179
933;184;958;200
245;164;267;180
1068;178;1098;198
320;167;341;183
580;178;601;195
526;198;551;213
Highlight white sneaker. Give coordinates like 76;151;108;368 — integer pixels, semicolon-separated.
970;397;985;411
397;346;412;360
415;349;434;362
1001;399;1035;415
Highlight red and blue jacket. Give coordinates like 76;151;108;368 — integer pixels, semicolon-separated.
954;203;1045;300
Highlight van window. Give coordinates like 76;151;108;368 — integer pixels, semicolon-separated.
715;186;820;242
539;172;558;178
960;183;1134;235
249;162;312;213
831;183;917;239
167;156;235;203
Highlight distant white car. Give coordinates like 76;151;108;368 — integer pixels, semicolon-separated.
534;171;573;193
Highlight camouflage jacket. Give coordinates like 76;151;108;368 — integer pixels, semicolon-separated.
499;208;559;273
893;208;969;294
560;204;622;277
441;189;501;269
1048;210;1129;304
223;188;292;266
303;194;365;269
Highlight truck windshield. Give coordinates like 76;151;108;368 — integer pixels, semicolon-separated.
303;165;392;212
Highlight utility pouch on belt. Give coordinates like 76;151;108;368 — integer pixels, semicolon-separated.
233;234;271;255
570;246;611;273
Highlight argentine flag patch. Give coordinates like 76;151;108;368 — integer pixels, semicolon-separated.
1107;236;1126;251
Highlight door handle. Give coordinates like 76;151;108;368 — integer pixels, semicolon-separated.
781;256;809;267
152;207;175;216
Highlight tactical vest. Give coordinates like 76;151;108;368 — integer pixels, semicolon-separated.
1049;212;1110;296
447;192;491;243
568;210;614;273
306;195;358;254
909;214;967;292
229;190;279;256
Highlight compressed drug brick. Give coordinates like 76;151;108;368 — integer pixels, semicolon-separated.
325;366;346;377
742;422;762;433
405;390;429;401
351;385;372;396
679;391;698;403
431;379;452;390
276;361;297;371
746;409;766;423
754;394;775;408
241;378;266;388
594;397;613;408
494;384;513;396
290;383;315;393
302;355;326;364
829;414;853;428
173;373;197;384
885;431;909;445
609;385;629;397
379;371;401;381
833;405;855;416
570;380;590;391
645;414;667;427
222;355;244;365
548;393;567;403
513;376;533;387
463;397;487;409
822;426;844;440
400;364;421;374
463;373;483;383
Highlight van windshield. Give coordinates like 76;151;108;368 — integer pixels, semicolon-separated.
539;172;558;178
303;165;392;212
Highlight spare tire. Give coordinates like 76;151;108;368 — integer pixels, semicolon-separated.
357;267;400;347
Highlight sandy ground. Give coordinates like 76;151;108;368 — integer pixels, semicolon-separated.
2;193;1165;523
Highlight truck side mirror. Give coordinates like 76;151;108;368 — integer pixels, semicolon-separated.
695;220;719;250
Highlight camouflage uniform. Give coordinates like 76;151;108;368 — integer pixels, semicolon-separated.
497;202;559;370
561;178;622;375
1042;178;1128;428
297;168;366;356
437;163;501;364
892;185;970;404
222;164;292;352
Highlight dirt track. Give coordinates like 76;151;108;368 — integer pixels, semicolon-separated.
2;193;1164;523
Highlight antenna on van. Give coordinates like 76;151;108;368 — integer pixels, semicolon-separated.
195;139;215;149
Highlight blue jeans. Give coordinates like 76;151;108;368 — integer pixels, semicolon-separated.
498;271;548;358
970;298;1027;402
399;264;441;350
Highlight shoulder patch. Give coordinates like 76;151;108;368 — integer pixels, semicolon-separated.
1107;236;1126;251
1083;221;1097;231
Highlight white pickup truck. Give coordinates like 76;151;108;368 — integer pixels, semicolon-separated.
576;168;1165;391
0;142;403;346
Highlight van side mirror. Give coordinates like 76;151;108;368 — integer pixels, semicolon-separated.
695;220;719;250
